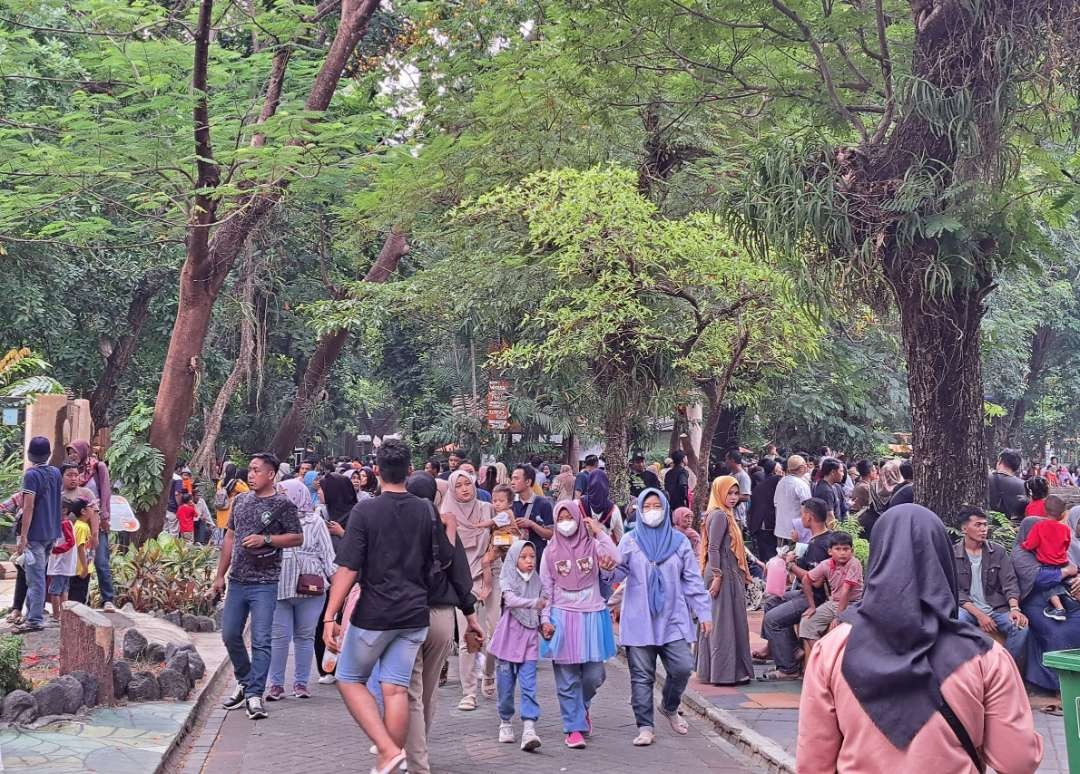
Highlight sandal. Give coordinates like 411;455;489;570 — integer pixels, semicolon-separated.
1042;702;1064;716
369;750;406;774
660;708;688;735
758;668;800;682
457;694;477;711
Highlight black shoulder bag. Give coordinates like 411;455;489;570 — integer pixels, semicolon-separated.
938;699;985;773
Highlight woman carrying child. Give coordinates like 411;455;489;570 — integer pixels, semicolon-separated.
539;500;619;750
489;539;546;752
607;488;711;746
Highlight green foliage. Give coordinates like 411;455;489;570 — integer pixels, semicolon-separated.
0;348;63;397
104;403;164;512
106;534;218;616
0;634;30;697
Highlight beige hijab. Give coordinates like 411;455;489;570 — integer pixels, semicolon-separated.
441;470;493;579
874;459;903;499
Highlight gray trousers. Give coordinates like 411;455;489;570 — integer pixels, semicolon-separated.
762;590;808;673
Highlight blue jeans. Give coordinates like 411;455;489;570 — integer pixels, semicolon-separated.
268;594;325;688
496;658;539;722
959;608;1028;663
222;581;278;698
626;641;694;729
552;661;605;733
24;541;53;626
94;535;114;604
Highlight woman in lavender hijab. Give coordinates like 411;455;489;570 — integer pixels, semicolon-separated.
605;488;712;747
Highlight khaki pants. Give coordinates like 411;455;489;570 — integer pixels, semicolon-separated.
405;606;456;774
456;568;501;698
798;599;838;640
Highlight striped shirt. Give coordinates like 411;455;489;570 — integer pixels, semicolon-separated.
277;513;337;600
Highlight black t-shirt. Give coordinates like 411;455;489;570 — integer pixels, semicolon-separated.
987;471;1026;521
748;474;781;533
629;468;662;498
512;496;554;563
665;466;690;510
798;530;832;605
335;491;453;630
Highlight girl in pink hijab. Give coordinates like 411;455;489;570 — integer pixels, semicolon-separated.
539;500;619;750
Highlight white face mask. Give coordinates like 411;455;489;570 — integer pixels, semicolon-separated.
556;519;579;537
517;569;534;581
641;508;665;528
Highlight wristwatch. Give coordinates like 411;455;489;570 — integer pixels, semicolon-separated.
262;534;273;547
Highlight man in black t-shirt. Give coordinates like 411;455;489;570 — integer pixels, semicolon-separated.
988;449;1027;521
665;450;690;510
511;464;554;564
759;497;832;679
628;453;662;499
323;440;477;774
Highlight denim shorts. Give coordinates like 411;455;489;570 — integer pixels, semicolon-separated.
48;575;71;595
336;625;428;687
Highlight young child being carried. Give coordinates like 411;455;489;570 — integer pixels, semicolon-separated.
1021;494;1074;622
488;539;546;753
795;532;863;647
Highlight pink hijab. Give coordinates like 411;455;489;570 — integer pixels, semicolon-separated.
672;506;701;555
543;499;598;592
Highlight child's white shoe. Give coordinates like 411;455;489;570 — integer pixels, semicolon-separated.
520;721;541;752
499;721;515;743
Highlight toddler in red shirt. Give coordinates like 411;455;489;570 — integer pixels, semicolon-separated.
176;493;196;542
1020;494;1073;621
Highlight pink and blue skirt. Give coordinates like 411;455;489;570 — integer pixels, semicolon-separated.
540;607;616;663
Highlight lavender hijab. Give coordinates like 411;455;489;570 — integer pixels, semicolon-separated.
544;500;598;592
840;505;990;750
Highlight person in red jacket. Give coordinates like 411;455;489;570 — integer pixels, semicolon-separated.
176;493;197;542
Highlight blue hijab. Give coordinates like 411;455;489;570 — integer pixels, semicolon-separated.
633;487;685;616
303;471;318;505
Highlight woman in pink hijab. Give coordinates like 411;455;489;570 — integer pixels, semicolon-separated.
671;507;701;556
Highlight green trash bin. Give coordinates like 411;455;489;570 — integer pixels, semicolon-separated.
1043;648;1080;772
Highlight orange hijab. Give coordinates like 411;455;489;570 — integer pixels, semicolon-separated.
700;475;750;580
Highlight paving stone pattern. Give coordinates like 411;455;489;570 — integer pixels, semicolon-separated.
185;656;753;774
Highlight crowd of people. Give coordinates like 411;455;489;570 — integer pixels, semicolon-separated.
5;434;1075;772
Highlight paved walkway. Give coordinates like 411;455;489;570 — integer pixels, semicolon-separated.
180;655;752;773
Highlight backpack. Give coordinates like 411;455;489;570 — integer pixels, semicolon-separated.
213;480;233;511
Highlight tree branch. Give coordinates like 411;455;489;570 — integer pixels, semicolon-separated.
191;0;220;262
869;0;896;144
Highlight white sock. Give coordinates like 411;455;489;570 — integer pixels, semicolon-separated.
523;720;536;733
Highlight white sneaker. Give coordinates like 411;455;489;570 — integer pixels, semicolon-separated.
499;722;515;743
633;727;655;746
520;725;541;752
369;745;378;755
317;674;337;685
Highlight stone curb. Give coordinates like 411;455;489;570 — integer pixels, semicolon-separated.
618;650;796;773
155;643;233;774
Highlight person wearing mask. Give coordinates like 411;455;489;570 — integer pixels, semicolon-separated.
511;465;554;565
606;488;710;746
696;476;753;686
321;440;466;774
797;505;1043;772
540;500;619;750
266;478;337;701
441;470;497;710
724;450;751;526
747;459;781;557
14;437;62;634
213;453;303;720
65;441;115;611
758;497;832;677
953;506;1028;663
314;472;357;685
664;450;691;511
988;449;1028;522
773;455;812;545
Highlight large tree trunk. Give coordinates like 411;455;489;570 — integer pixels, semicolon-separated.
89;268;171;429
603;409;630;509
142;0;383;539
188;249;259;478
893;263;988;526
1005;324;1055;446
270;229;409;458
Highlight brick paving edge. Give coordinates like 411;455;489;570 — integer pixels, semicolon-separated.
622;651;797;774
156;647;234;774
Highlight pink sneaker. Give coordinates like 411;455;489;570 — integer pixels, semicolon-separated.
293;683;310;699
265;685;285;702
564;731;586;749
